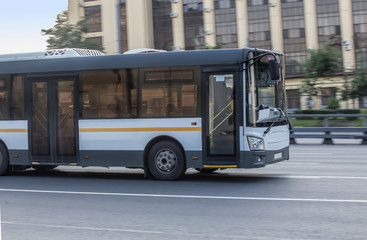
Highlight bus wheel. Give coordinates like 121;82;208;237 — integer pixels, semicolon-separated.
195;168;219;174
148;141;186;181
0;144;11;176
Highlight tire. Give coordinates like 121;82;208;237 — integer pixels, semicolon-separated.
33;165;58;171
195;168;219;174
0;143;11;176
147;141;186;181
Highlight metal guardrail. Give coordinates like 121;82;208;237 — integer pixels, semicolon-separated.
288;114;367;145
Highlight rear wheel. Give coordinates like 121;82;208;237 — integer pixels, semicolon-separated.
0;144;11;176
148;141;186;181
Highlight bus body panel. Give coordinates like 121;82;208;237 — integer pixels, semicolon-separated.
0;120;28;150
243;125;289;151
79;118;202;151
78;118;203;168
240;125;290;168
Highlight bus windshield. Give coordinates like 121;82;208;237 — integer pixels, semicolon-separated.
246;52;287;127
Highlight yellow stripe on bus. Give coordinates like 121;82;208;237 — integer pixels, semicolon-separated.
79;127;202;133
0;129;28;133
203;165;237;168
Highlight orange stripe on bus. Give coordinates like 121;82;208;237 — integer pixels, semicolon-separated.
0;129;28;133
79;127;202;133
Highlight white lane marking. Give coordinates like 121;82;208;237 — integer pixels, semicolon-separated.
280;162;319;165
2;221;163;234
266;175;367;180
1;221;248;239
0;188;366;203
291;153;332;155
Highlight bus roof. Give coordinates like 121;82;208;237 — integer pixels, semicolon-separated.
0;48;274;75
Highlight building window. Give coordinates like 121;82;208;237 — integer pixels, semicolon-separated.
316;0;341;47
152;0;173;50
247;1;272;49
286;89;300;111
282;0;307;76
84;6;102;33
87;37;103;47
80;69;138;119
352;0;367;69
183;0;205;50
119;1;128;53
214;0;237;48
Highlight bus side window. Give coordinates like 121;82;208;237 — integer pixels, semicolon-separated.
0;76;10;120
80;69;137;119
10;75;25;120
140;67;200;118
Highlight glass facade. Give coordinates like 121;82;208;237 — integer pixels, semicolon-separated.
183;0;205;50
352;0;367;68
247;0;272;50
152;0;174;50
281;0;306;75
214;0;237;48
316;0;341;48
84;6;102;33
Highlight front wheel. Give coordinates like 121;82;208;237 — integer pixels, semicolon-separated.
148;141;186;181
0;144;12;176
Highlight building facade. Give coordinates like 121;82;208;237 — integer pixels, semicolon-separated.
68;0;367;109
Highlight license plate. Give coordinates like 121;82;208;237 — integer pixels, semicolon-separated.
274;152;282;160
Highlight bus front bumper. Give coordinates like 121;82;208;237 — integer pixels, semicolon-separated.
239;146;289;168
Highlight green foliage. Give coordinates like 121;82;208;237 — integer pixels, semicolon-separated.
164;43;174;51
299;78;319;97
327;98;340;110
41;11;103;51
204;43;222;49
304;43;342;78
350;67;367;99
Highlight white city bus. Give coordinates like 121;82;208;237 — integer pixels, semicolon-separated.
0;48;290;180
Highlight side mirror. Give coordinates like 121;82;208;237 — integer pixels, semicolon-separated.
269;60;280;81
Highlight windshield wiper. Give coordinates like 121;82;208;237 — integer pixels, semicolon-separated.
263;120;277;137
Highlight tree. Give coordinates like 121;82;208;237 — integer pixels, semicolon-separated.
348;68;367;108
41;11;103;51
300;44;342;108
304;43;341;78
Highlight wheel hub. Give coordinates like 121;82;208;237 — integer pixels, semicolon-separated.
155;149;177;172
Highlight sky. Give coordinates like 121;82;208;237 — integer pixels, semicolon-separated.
0;0;68;54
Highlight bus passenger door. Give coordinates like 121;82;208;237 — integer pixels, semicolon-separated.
203;72;238;166
29;77;77;164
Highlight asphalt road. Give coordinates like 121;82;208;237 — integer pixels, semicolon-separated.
0;144;366;240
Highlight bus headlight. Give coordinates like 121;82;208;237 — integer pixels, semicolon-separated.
247;137;264;151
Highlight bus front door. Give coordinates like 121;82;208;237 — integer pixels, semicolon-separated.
203;72;238;166
29;78;77;164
